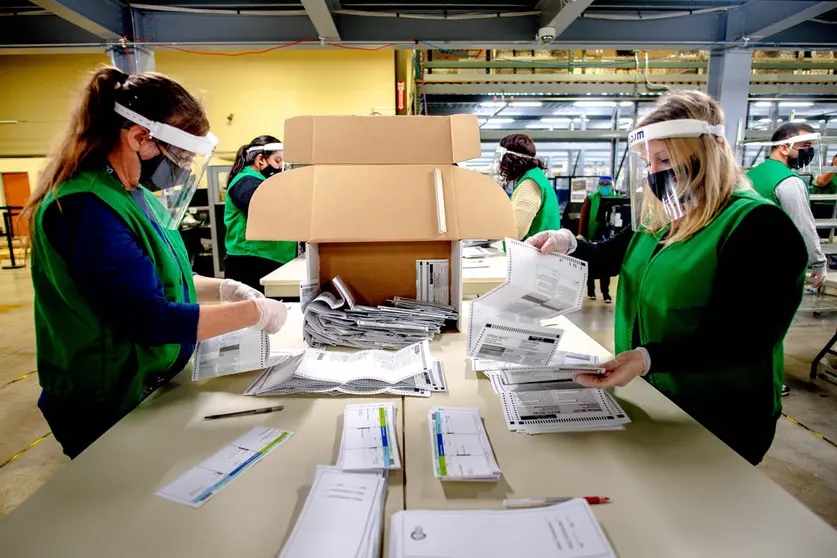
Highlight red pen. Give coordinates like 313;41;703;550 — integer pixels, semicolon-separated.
503;496;610;509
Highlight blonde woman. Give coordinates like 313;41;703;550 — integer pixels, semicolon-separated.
529;91;807;465
22;67;288;458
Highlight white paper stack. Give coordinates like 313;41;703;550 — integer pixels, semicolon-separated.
338;403;401;471
500;388;631;434
429;407;500;482
388;499;617;558
303;276;458;350
192;326;296;381
244;341;446;398
278;466;387;558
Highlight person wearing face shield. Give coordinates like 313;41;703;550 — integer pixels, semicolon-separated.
527;91;807;465
21;67;289;459
747;123;827;291
223;135;297;292
496;134;561;240
578;176;615;303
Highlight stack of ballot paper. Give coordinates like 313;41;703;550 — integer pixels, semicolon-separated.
303;276;458;350
244;341;447;398
429;407;500;482
278;466;387;558
388;499;617;558
338;403;401;471
500;387;631;434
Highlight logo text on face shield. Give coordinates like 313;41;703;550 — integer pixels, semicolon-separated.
629;130;645;144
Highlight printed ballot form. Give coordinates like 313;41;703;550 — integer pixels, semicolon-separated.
468;239;587;366
429;407;500;482
192;326;299;381
279;466;387;558
338;403;402;471
388;499;616;558
156;426;293;507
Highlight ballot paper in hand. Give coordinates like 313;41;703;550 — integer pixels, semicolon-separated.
473;350;604;384
429;407;500;482
338;403;401;471
468;239;587;366
388;499;616;558
192;327;296;380
278;466;387;558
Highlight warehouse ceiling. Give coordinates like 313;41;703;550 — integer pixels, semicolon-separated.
0;0;835;51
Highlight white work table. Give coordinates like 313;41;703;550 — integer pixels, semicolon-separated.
2;306;836;557
261;252;508;299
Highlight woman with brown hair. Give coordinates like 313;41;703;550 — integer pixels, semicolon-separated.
495;133;561;240
529;90;807;465
22;66;288;458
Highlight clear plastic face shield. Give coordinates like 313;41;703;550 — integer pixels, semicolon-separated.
748;132;822;177
247;142;284;178
114;103;219;229
490;145;536;179
628;119;725;229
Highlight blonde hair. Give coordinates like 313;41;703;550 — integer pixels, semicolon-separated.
21;65;209;238
637;90;750;244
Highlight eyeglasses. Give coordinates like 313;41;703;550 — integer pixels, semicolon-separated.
158;142;195;169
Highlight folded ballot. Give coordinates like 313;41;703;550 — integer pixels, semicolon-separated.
304;276;459;351
429;407;500;482
500;388;631;434
468;239;587;367
338;403;401;471
388;499;617;558
244;341;446;398
278;466;387;558
192;326;296;381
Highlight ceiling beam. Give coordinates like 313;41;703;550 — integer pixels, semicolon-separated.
537;0;596;36
28;0;130;40
300;0;340;40
727;0;837;41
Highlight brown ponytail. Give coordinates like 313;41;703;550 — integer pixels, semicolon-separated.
21;65;209;238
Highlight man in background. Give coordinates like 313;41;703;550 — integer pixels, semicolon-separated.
748;123;826;397
578;176;614;303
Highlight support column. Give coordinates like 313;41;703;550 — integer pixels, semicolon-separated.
706;47;752;149
108;46;155;74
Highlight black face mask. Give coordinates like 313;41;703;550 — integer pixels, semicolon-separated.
138;151;187;192
647;159;700;201
789;146;815;170
260;163;282;179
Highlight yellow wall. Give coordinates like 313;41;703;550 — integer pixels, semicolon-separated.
0;49;396;167
156;50;395;155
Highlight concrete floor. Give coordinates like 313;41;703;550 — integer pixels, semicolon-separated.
1;269;836;529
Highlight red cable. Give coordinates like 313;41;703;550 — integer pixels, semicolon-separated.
120;36;394;57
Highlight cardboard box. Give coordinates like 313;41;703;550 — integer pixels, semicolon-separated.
247;114;515;330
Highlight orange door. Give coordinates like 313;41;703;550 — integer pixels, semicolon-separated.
2;172;31;237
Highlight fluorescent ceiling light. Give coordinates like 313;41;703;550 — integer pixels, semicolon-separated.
540;117;572;123
758;118;772;122
481;124;505;129
619;117;634;122
754;101;773;107
791;118;807;123
619;101;633;107
479;101;543;107
480;118;514;124
574;101;616;107
526;124;552;129
779;101;813;107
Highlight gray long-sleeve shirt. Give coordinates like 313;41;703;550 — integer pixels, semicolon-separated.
775;175;827;272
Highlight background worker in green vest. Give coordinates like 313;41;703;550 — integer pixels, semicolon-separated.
224;135;298;292
814;153;837;194
578;176;615;303
21;67;289;459
747;123;827;289
528;91;807;465
496;133;561;240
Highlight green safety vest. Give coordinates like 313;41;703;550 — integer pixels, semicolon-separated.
747;158;802;205
31;169;197;415
584;190;611;241
514;167;561;240
614;190;798;442
224;167;297;264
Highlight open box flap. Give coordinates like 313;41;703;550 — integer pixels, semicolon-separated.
283;114;481;165
246;165;515;243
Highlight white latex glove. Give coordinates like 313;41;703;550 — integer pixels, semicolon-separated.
526;229;576;255
220;279;264;303
574;348;651;388
253;298;288;334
